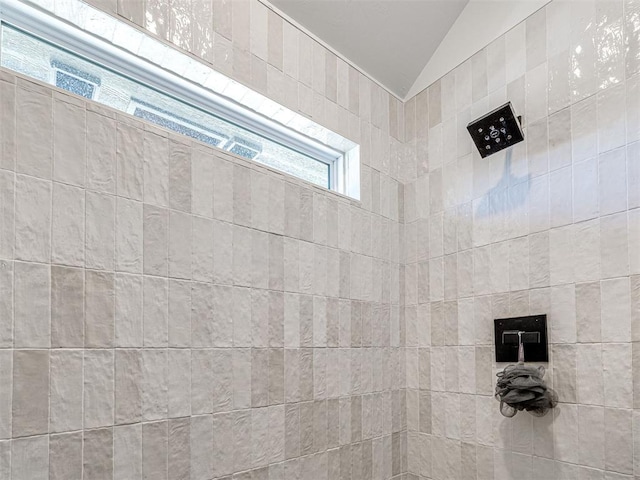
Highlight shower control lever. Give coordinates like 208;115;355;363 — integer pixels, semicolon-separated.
494;315;548;363
501;330;540;345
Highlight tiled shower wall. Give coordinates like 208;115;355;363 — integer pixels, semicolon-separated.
0;0;408;478
403;0;640;479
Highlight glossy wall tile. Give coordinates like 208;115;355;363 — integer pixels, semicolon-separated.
403;0;640;478
0;0;406;478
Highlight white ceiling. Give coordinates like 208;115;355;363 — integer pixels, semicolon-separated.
268;0;469;99
407;0;552;99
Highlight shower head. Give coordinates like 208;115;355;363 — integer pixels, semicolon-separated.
467;102;524;158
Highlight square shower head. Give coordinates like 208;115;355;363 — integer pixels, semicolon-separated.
467;102;524;158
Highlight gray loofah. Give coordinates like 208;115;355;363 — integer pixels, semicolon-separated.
495;364;558;418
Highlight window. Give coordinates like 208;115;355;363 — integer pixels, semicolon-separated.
50;59;100;99
0;0;360;198
128;98;231;148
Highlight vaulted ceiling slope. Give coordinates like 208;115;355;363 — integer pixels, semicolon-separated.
268;0;469;99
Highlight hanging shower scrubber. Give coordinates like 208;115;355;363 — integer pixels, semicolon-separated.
495;363;558;417
494;331;558;418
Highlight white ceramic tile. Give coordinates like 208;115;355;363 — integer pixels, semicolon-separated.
554;404;579;463
249;0;267;61
630;208;640;275
600;212;629;278
455;61;472;111
634;410;640;475
549;166;573;228
457;250;474;298
16;85;53;180
143;131;169;207
574;219;601;282
577;343;604;405
570;0;598;102
51;183;84;267
550;225;574;285
528;174;550;234
548;107;572;171
627;75;640;147
114;197;142;274
573;158;599;222
86;192;116;271
506;23;527;83
578;405;605;469
490;241;509;294
598;83;627;154
576;281;601;343
11;436;49;480
529;231;550;289
604;407;633;474
550;284;577;343
15;175;51;263
14;262;50;348
53;98;86;187
571;95;598;163
599;147;628;215
527;118;549;178
487;36;506;94
601;277;631;343
525;62;548;123
547;1;571;57
553;344;577;403
602;343;633;408
527;8;547;71
595;0;625;90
